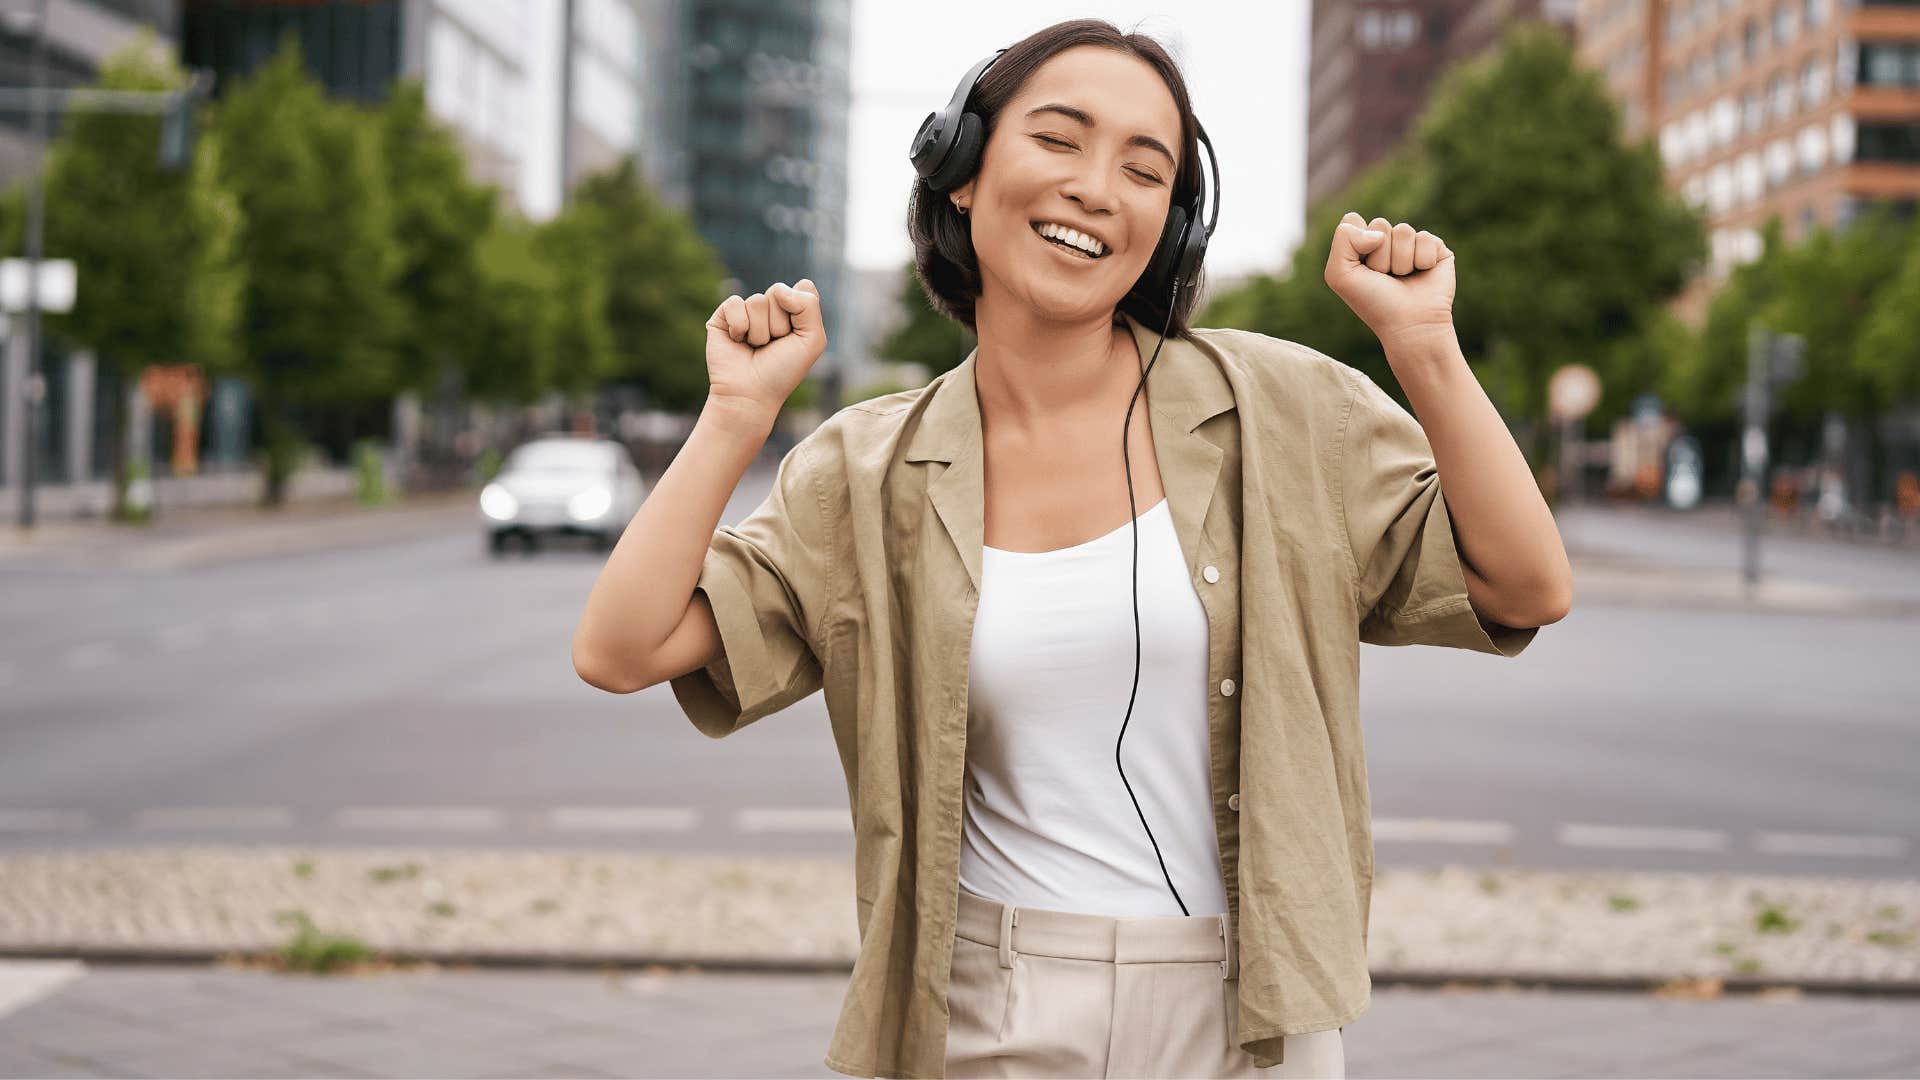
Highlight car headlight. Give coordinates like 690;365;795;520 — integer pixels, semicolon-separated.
568;486;613;522
480;483;519;522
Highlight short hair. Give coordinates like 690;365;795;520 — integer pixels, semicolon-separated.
905;19;1208;338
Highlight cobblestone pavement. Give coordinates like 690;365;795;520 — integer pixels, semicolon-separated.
3;850;1918;990
1;960;1917;1078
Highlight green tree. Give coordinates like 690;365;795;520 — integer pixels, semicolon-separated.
35;34;245;520
1415;22;1704;450
212;38;404;504
468;215;563;405
877;262;974;378
1856;217;1920;410
1205;22;1706;468
568;159;729;411
1760;203;1912;423
376;79;497;397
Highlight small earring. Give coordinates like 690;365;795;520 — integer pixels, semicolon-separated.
954;202;968;215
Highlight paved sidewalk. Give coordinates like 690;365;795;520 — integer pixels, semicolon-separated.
0;490;477;572
1;960;1917;1078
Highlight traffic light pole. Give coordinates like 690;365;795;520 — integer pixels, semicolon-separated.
1740;324;1805;588
17;0;47;530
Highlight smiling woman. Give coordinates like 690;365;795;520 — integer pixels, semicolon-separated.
905;20;1213;337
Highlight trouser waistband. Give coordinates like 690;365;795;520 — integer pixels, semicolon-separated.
956;885;1237;980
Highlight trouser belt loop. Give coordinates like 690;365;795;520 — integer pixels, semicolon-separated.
998;904;1017;969
1219;913;1236;980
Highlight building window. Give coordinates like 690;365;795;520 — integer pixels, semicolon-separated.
1770;71;1795;121
1831;112;1855;163
1804;0;1828;28
1357;8;1421;50
1856;122;1920;163
1773;3;1798;46
1796;122;1828;174
1801;59;1828;108
1859;42;1920;89
1744;17;1763;61
1743;87;1766;134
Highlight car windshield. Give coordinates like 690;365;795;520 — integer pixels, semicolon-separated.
505;442;616;475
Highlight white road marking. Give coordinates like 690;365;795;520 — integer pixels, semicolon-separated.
1372;818;1517;845
0;960;86;1019
1558;824;1730;852
62;642;117;672
1753;831;1909;859
735;808;852;833
0;810;89;832
548;807;699;832
334;807;505;831
135;807;293;830
157;622;210;652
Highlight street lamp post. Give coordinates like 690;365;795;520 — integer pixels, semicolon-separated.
16;0;47;529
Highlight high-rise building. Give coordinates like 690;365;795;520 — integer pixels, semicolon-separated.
1306;0;1577;210
681;0;851;406
1578;0;1920;288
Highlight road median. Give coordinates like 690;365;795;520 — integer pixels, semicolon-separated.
1;847;1915;991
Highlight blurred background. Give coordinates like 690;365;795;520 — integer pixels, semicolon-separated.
2;1;1919;1077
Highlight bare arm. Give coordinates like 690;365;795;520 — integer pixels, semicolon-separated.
572;277;827;694
570;403;773;693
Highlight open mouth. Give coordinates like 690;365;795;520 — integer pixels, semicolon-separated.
1030;221;1109;260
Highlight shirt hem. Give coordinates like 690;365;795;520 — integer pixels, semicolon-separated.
1237;986;1372;1044
824;1050;942;1080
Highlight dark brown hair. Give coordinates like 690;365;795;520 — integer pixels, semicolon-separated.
905;18;1207;337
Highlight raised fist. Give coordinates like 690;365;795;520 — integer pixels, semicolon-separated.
705;279;828;427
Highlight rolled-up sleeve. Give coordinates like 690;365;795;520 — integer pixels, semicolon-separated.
1338;367;1537;658
669;435;835;737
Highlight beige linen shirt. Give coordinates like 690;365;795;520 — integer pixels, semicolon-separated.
670;311;1540;1078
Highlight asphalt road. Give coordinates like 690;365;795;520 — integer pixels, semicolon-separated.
3;474;1917;880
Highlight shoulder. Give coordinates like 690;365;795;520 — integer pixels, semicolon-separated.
1182;325;1367;410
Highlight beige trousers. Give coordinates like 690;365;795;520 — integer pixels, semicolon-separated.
944;885;1346;1078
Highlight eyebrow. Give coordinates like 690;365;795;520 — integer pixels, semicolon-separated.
1023;103;1177;167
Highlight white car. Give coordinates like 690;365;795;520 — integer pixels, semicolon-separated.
479;436;647;555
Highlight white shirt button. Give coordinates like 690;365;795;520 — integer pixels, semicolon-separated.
1203;565;1220;584
1220;678;1235;697
1228;792;1241;812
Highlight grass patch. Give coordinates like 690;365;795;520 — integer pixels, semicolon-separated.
274;910;375;973
1607;894;1641;912
368;863;422;884
1754;907;1800;934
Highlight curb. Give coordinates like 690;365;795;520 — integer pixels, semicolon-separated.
5;946;1919;1001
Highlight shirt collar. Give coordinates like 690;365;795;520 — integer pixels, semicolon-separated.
904;310;1237;466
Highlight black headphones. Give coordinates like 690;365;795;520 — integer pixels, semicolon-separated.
908;47;1221;329
910;46;1224;919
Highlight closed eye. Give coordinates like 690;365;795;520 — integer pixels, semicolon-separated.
1030;135;1164;184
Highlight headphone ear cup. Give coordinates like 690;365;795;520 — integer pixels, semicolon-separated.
927;112;985;193
1143;202;1190;297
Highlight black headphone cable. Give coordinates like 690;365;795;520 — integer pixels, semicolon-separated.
1115;276;1190;917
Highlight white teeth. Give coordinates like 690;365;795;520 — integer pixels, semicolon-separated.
1036;222;1107;257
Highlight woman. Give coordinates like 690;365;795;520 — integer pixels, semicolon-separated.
573;18;1572;1080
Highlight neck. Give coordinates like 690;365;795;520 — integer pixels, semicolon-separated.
971;293;1142;442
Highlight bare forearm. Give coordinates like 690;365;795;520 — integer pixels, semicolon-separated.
1384;328;1573;624
572;400;773;688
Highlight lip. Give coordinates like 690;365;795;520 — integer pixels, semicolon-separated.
1030;220;1112;258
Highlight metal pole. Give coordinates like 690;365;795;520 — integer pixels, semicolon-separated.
559;0;576;204
18;0;48;529
1740;324;1770;587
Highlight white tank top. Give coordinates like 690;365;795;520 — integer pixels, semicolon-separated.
958;496;1230;918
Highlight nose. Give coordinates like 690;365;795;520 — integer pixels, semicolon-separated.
1059;153;1121;217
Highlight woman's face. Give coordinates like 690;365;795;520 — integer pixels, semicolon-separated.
950;45;1183;324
